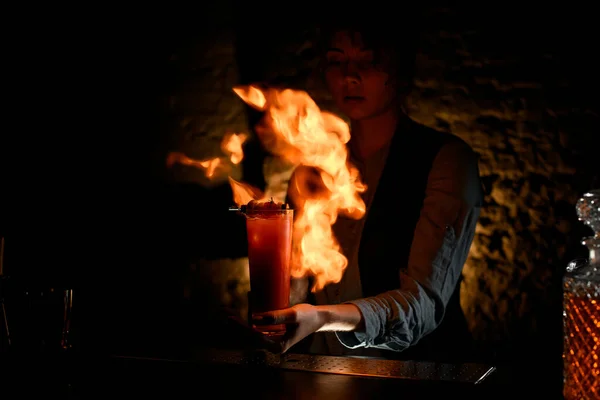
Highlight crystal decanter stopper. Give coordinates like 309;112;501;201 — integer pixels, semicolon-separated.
575;189;600;267
563;189;600;400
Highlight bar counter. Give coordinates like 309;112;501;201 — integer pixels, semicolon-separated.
0;291;564;398
3;346;554;399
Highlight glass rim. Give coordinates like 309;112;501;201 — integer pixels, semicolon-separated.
244;208;294;213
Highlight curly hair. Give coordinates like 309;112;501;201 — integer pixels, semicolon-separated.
314;9;423;92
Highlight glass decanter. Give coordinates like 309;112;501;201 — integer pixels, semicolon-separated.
563;189;600;400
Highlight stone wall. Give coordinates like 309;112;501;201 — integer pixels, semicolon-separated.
164;4;250;187
164;3;599;355
406;7;599;350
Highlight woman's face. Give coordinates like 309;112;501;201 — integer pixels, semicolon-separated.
324;30;397;121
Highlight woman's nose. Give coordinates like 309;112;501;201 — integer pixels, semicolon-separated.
343;62;361;85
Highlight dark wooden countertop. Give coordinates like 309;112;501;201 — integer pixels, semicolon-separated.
2;348;555;399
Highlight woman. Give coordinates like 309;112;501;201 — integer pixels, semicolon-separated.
253;17;484;363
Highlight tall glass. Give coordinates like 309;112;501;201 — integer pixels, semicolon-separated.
244;207;293;337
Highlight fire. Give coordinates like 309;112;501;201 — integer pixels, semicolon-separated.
166;86;366;292
228;176;264;207
166;132;248;179
231;86;366;292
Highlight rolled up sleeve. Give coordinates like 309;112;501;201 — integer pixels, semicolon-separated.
336;140;483;351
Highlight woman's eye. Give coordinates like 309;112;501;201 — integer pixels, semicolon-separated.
357;52;375;68
357;56;375;67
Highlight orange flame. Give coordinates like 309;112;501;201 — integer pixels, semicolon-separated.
232;85;366;292
166;132;248;179
228;176;264;207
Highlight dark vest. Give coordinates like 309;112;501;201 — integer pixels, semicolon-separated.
357;115;479;362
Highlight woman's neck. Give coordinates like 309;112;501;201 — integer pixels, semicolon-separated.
350;105;401;161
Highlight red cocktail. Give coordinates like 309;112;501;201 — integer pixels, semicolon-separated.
244;201;293;337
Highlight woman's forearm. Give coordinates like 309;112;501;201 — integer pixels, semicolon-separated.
315;304;366;332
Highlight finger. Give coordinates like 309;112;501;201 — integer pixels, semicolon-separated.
279;324;299;354
263;336;285;354
247;333;283;354
252;308;297;325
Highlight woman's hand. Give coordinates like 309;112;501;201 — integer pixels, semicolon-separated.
253;304;328;353
221;313;283;354
253;303;364;354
